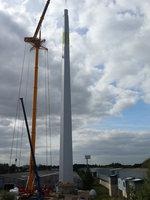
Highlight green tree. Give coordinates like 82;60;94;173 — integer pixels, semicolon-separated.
78;169;94;190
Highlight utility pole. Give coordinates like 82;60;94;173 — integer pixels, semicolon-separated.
85;155;91;170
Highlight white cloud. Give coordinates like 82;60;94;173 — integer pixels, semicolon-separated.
73;128;150;164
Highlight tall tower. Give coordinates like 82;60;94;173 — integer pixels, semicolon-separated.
59;9;73;186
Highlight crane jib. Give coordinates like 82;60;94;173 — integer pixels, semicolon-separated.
33;0;51;38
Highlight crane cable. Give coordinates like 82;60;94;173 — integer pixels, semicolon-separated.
18;50;32;166
15;102;21;166
43;50;53;166
44;50;48;166
46;50;52;166
9;44;27;166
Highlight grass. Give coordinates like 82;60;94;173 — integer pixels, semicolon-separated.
92;180;115;200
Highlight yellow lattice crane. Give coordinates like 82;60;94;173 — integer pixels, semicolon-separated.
24;0;50;193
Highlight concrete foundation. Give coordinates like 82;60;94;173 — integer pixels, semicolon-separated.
57;182;75;195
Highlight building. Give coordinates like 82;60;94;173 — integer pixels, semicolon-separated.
118;177;144;198
91;167;147;198
118;168;146;198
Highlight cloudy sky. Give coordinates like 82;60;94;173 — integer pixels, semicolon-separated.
0;0;150;166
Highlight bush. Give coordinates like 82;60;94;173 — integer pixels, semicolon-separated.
78;169;94;190
0;191;15;200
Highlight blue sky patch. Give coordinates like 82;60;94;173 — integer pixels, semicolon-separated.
91;101;150;131
75;27;88;35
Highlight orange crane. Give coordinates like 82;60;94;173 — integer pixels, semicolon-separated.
24;0;50;193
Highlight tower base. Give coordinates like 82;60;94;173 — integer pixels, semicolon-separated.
57;182;76;195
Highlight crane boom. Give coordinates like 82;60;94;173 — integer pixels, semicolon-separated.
24;0;50;193
33;0;50;38
20;98;43;200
